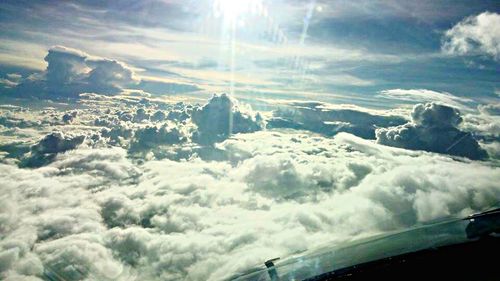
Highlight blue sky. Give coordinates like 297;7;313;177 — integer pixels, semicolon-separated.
0;0;498;108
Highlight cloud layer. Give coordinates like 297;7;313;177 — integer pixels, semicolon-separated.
1;129;499;281
0;93;498;280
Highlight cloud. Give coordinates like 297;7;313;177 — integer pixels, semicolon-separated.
411;102;463;128
20;131;86;168
461;104;500;154
1;128;499;281
44;46;88;85
62;111;78;123
7;46;205;100
268;101;406;139
36;234;125;280
478;103;500;116
85;58;136;94
0;94;499;280
132;108;150;123
376;102;488;160
0;78;19;88
191;94;263;144
129;124;187;152
378;89;473;109
10;46;138;99
442;12;500;60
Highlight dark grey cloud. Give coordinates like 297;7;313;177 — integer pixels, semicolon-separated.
20;131;86;167
268;101;406;139
376;103;488;160
150;110;166;122
62;111;78;123
100;126;133;147
129;125;187;152
132;108;150;123
166;108;190;122
191;94;263;144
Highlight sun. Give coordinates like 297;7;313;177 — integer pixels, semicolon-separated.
213;0;260;21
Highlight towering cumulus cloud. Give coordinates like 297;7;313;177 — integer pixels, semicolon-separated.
191;94;263;144
376;103;488;160
14;46;137;98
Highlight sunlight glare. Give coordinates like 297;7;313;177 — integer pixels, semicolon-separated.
213;0;261;21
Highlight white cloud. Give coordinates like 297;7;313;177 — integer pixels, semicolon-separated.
442;12;500;60
36;234;125;280
0;95;499;280
461;104;500;154
0;78;19;89
3;129;500;280
378;89;473;109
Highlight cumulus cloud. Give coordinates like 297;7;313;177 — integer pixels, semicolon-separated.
191;94;263;144
442;12;500;60
150;110;166;122
129;124;187;152
376;102;488;160
44;46;88;85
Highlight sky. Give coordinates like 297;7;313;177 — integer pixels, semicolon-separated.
0;0;498;108
0;1;499;281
